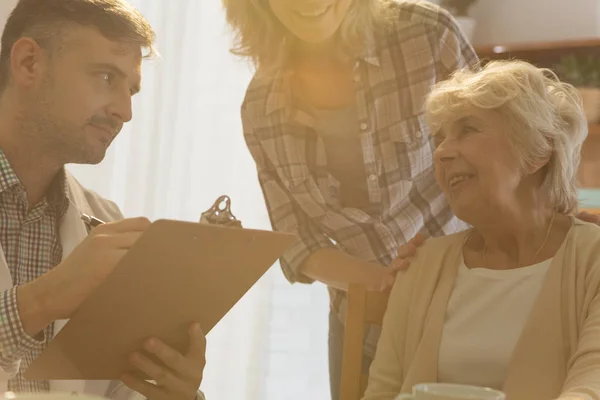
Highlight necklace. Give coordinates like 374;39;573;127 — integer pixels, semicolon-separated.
483;212;555;268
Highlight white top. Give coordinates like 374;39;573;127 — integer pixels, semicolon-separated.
437;257;552;390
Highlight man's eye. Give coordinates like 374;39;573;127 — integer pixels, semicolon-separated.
100;73;113;85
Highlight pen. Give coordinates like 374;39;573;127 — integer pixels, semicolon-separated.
81;213;105;229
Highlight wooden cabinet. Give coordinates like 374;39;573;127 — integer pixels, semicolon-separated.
475;39;600;60
580;130;600;189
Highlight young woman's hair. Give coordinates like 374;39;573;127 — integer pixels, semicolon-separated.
222;0;393;73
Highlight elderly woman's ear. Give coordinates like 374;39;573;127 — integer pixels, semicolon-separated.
526;151;553;175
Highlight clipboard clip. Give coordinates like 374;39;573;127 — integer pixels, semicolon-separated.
200;195;242;228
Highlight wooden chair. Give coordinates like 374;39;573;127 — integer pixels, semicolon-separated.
581;208;600;214
340;284;391;400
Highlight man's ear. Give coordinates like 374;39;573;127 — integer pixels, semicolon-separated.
9;37;47;88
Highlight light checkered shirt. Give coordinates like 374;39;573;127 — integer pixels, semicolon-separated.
0;150;69;393
241;1;477;356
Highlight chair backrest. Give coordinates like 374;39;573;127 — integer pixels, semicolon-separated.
581;208;600;214
340;284;390;400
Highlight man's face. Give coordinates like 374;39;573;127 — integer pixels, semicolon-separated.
26;25;142;165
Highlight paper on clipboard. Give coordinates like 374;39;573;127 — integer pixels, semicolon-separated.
24;219;296;380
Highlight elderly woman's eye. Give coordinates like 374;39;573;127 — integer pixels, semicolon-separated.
461;125;478;134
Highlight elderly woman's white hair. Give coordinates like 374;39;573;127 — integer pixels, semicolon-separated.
222;0;394;73
425;60;588;214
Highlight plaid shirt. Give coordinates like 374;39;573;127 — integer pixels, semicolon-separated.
0;150;69;393
241;1;477;355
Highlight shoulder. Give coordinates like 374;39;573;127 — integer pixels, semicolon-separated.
395;230;468;285
556;217;600;294
65;172;124;222
388;230;468;323
418;230;469;259
569;218;600;265
84;191;123;222
376;1;476;74
240;73;275;126
381;0;461;38
571;217;600;237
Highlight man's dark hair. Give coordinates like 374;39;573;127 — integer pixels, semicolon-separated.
0;0;157;90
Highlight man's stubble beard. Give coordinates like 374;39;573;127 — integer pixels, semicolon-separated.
23;75;106;166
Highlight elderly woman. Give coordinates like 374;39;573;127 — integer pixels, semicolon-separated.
222;1;478;397
223;1;600;397
364;60;600;400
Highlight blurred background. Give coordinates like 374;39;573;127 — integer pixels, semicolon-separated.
1;0;599;398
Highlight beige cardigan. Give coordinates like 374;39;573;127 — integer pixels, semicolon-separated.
364;218;600;400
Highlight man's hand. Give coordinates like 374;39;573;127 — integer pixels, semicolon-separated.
17;217;151;336
577;211;600;225
122;323;206;400
366;234;426;292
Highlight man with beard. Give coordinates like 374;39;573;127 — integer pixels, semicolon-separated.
0;1;206;399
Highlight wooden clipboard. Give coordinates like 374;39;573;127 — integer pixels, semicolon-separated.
25;219;296;380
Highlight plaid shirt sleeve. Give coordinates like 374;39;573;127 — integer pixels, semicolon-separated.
242;4;479;285
435;7;480;76
0;287;45;376
243;126;335;284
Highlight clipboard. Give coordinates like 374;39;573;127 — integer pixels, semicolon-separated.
24;219;296;380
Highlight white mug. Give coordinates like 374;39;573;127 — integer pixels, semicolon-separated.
395;383;506;400
2;393;109;400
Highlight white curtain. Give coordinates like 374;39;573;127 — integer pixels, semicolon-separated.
67;1;330;399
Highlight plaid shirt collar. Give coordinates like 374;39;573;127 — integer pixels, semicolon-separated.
0;148;70;214
47;168;71;214
0;149;21;194
265;41;380;116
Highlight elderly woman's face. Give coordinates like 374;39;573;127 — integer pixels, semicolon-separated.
433;109;524;222
268;0;353;44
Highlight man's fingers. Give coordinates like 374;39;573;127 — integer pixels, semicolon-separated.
143;338;189;379
94;217;152;234
186;323;207;364
129;351;187;391
130;352;173;383
88;231;145;250
121;372;165;400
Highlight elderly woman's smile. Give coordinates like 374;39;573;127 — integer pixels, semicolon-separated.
433;108;528;225
447;172;475;189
